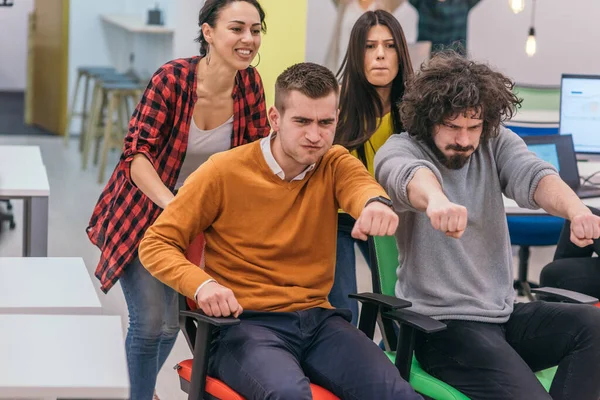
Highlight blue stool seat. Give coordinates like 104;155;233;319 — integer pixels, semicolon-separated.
93;72;137;83
507;216;564;246
101;81;144;90
78;66;116;75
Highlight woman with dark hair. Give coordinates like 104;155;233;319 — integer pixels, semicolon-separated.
86;1;269;398
325;0;405;74
330;9;413;325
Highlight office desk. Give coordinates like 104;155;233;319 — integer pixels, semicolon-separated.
0;314;129;399
504;161;600;215
0;146;50;256
509;110;559;126
0;258;102;315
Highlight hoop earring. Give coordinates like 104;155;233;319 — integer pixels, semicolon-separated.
250;52;261;68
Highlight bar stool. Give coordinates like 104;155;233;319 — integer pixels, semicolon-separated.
63;66;116;148
81;73;140;171
82;80;144;183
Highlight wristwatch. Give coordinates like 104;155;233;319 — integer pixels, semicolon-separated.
365;196;393;208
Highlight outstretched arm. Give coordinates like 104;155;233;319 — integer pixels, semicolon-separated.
534;175;600;247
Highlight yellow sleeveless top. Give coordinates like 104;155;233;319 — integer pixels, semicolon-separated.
350;112;393;176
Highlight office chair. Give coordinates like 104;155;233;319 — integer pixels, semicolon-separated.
174;235;424;400
369;235;598;399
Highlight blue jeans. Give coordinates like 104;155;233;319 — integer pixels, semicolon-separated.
208;308;421;400
329;214;371;325
120;257;179;400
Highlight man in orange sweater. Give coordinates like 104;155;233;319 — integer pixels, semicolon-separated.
139;62;421;400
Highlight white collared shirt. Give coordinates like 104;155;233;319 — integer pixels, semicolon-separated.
260;131;315;181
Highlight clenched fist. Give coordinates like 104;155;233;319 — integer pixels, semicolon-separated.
352;200;399;240
196;281;243;318
426;196;468;239
570;212;600;247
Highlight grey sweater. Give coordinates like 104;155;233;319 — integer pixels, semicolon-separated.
374;127;558;323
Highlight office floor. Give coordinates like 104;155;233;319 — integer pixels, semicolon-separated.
0;134;556;399
0;92;53;136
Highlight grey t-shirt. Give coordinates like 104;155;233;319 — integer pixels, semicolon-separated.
374;126;558;323
175;116;233;189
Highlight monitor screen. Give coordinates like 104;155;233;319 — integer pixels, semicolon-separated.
527;143;561;171
560;74;600;153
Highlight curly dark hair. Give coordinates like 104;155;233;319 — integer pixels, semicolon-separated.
400;50;522;144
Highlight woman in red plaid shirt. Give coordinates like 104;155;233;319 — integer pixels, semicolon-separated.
86;1;270;398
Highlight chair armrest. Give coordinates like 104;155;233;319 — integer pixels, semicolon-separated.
349;292;412;310
179;309;239;400
532;287;599;304
383;309;447;334
382;309;446;380
180;309;241;327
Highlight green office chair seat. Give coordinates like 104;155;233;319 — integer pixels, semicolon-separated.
366;235;582;399
383;352;557;399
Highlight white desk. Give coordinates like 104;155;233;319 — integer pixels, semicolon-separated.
0;314;129;399
504;161;600;215
0;258;102;315
101;14;174;82
101;14;174;34
508;110;560;126
0;146;50;256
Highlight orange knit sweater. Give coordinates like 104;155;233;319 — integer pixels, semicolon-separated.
139;140;388;312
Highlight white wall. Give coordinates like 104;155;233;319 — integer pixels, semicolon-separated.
469;0;600;86
305;0;418;65
306;0;600;87
170;0;204;58
67;0;175;133
0;0;34;91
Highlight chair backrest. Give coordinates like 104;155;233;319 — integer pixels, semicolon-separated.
369;235;400;297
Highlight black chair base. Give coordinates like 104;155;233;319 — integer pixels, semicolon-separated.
513;279;539;301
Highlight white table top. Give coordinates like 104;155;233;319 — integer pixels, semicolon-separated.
504;161;600;214
0;314;129;399
0;258;102;315
508;110;560;126
101;14;174;34
0;146;50;197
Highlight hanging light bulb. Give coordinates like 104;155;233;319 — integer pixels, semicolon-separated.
510;0;525;14
525;27;536;57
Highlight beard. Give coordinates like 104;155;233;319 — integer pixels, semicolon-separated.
444;153;471;169
424;137;474;170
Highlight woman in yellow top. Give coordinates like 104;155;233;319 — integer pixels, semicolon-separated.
331;9;413;325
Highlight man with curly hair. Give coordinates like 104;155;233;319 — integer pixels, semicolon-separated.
375;50;600;399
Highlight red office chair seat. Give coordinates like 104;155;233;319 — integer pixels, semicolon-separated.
176;358;339;400
176;359;244;400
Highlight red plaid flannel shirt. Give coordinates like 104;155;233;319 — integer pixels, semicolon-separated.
86;56;270;293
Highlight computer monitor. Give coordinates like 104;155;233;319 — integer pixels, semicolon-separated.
559;74;600;154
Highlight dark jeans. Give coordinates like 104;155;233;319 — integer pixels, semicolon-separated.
329;213;371;326
540;207;600;297
415;301;600;400
208;308;422;400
